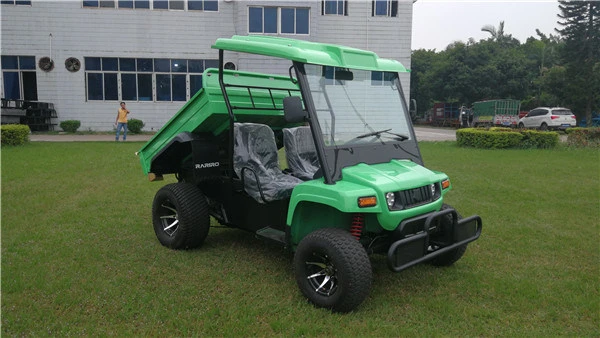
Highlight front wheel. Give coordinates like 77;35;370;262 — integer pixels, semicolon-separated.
294;228;372;313
152;183;210;250
518;122;525;129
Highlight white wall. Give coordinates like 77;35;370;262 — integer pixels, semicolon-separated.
1;0;412;131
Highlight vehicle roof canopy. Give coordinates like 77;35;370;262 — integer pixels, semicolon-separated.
212;35;409;73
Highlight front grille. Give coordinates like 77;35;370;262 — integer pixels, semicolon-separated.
396;185;433;210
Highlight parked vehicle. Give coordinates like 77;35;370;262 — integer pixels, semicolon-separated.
136;36;482;312
431;102;461;127
472;99;521;127
518;107;576;131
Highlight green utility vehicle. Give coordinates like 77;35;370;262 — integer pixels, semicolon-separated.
137;36;482;312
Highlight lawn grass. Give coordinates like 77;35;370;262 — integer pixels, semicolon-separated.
2;141;598;336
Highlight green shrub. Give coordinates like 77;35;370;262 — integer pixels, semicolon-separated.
488;127;513;132
566;127;600;147
520;130;559;149
127;119;145;134
1;124;30;146
60;120;81;133
457;128;559;149
457;128;523;149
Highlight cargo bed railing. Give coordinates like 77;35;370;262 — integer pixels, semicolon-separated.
225;83;300;111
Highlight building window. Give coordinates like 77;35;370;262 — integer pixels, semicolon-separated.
188;0;217;11
371;71;397;86
323;66;352;86
85;57;117;100
135;0;150;8
118;0;133;8
85;0;214;10
322;0;346;16
155;58;187;101
249;6;310;35
168;0;184;10
1;55;37;101
1;1;32;5
117;0;149;9
372;0;397;17
152;0;167;9
84;57;213;102
83;0;116;8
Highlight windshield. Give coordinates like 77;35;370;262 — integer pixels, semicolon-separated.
303;64;411;147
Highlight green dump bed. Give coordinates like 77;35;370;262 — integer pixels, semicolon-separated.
137;68;300;175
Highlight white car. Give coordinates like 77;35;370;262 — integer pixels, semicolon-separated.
518;107;576;131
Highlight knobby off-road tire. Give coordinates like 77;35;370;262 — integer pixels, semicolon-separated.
152;183;210;250
429;204;468;267
294;228;372;313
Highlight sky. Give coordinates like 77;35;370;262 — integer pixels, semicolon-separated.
412;0;563;50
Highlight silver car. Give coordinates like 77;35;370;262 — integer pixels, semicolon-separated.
518;107;576;131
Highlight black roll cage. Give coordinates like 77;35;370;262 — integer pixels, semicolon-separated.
217;49;422;187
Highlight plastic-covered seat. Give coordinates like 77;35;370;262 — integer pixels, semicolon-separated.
283;126;320;181
234;123;303;203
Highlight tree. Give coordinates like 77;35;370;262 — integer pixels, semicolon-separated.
481;21;520;45
481;21;506;41
556;1;600;123
520;31;564;108
410;18;566;117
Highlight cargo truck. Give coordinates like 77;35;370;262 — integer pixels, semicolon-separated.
472;99;521;127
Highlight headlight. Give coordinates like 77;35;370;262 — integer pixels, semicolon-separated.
385;192;395;208
430;183;436;196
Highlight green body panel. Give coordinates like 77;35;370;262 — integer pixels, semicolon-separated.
138;68;300;175
287;160;450;245
212;35;409;73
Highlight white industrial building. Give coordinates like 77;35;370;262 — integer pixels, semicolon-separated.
1;0;414;131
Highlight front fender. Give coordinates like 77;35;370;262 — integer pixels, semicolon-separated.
286;179;380;247
287;179;381;226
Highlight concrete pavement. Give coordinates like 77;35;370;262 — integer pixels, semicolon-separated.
413;127;457;141
30;127;459;142
30;133;154;142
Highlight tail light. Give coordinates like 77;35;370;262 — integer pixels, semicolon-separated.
551;115;559;120
571;115;576;119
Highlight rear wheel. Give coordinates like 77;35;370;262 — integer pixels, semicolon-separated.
152;183;210;249
540;122;548;131
294;228;372;313
429;204;468;267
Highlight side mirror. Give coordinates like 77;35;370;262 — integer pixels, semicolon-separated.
283;96;307;123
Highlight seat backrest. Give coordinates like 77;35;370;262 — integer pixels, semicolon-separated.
234;123;302;202
234;122;279;179
283;126;320;180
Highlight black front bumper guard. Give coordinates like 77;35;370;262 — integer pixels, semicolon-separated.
387;208;482;272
